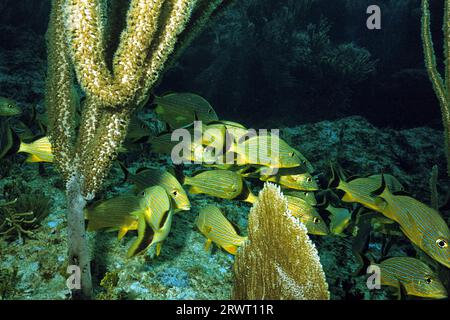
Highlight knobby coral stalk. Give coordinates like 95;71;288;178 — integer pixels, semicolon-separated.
45;0;231;299
421;0;450;176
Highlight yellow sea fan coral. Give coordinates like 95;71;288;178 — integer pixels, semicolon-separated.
233;183;330;300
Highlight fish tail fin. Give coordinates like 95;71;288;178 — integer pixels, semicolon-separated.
328;162;346;189
18;141;31;155
244;191;258;204
183;175;192;186
118;160;130;183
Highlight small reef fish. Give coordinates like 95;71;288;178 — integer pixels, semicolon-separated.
373;175;450;269
184;169;243;200
120;163;191;212
284;190;317;206
329;164;404;212
0;97;21;116
128;186;174;258
375;257;447;299
258;167;319;191
229;134;304;169
18;136;54;163
325;204;352;236
154;92;218;129
196;205;247;255
285;195;328;235
84;195;141;239
234;180;258;204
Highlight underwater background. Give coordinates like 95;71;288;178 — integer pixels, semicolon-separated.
0;0;449;300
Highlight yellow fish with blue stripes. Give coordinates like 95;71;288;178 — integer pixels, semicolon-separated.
372;175;450;269
127;186;174;258
329;164;404;211
285;195;328;235
120;163;191;212
84;195;141;239
196;205;247;255
375;257;447;299
18;136;54;163
184;169;243;200
229;134;305;169
154;92;218;129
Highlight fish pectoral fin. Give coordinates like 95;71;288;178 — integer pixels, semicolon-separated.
204;238;213;251
222;244;238;255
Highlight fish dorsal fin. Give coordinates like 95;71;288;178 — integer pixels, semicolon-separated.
371;173;387;197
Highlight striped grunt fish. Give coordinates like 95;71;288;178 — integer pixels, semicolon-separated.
285;195;328;235
373;175;450;269
121;163;190;212
376;257;447;299
229;133;304;169
196;205;247;255
84;195;141;239
329;164;404;211
184;169;244;200
154;92;218;129
128;186;174;258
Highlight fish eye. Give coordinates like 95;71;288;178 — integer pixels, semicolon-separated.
313;217;320;224
172;190;179;197
436;239;448;248
306;177;312;182
289;152;295;157
8;104;14;108
425;277;432;284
